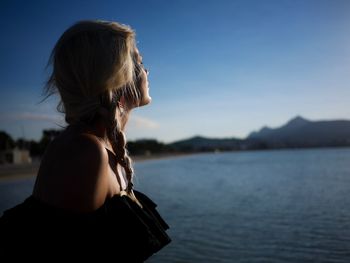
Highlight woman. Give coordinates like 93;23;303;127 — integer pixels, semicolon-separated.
0;20;171;262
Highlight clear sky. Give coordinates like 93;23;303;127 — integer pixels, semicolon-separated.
1;0;349;143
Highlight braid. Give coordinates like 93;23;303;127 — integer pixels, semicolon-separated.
115;127;134;193
105;92;135;194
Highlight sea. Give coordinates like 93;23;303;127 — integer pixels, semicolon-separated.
1;147;350;262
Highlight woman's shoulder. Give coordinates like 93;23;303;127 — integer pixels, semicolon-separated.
44;128;108;160
69;132;109;161
34;131;111;213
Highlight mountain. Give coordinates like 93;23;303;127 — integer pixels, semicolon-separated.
168;116;350;152
248;116;310;140
247;116;350;148
168;135;244;152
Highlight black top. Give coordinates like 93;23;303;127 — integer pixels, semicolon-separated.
0;190;171;262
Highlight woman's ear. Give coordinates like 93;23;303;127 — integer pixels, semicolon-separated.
118;95;126;113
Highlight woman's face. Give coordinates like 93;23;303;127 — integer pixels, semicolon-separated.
134;48;151;107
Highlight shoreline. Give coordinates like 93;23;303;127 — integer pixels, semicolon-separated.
131;152;196;162
0;152;196;182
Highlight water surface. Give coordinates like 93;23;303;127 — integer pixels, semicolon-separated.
1;148;350;262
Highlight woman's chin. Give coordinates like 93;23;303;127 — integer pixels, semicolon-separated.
139;96;152;107
132;96;151;108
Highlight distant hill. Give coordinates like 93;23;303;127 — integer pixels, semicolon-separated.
168;116;350;152
247;116;350;148
168;136;243;152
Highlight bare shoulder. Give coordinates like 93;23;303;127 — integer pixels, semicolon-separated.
71;133;108;165
36;132;110;213
63;133;110;212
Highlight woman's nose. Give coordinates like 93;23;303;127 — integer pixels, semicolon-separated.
145;68;149;75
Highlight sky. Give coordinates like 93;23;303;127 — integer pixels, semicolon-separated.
0;0;350;143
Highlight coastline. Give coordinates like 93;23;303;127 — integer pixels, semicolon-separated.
0;152;195;182
131;152;196;162
0;162;41;182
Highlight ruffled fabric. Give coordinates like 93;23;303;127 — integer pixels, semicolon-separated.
0;190;171;262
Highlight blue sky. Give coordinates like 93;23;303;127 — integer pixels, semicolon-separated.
1;0;349;143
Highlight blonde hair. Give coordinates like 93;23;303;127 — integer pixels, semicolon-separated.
44;20;141;195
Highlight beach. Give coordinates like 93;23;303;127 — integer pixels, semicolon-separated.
0;162;40;181
0;152;195;182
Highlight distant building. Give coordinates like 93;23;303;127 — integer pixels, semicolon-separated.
0;147;32;164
